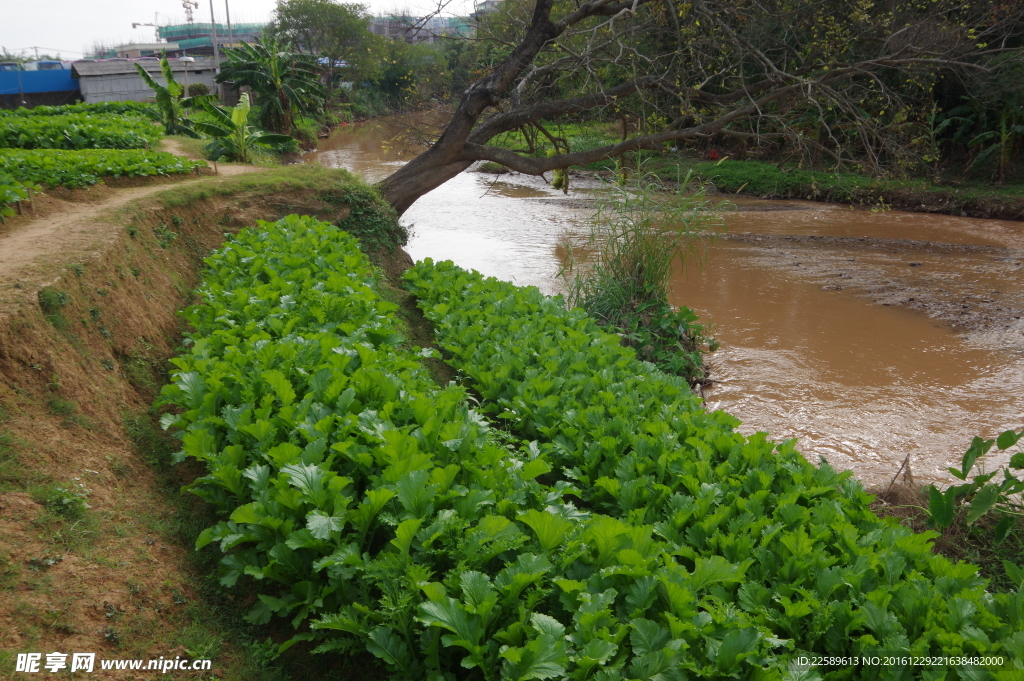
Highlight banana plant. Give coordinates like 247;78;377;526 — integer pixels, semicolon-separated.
134;57;199;136
969;108;1024;183
194;93;293;163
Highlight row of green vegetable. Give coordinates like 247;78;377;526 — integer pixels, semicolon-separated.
160;215;1022;680
404;259;1024;679
0;112;161;150
0;101;157;118
0;149;204;190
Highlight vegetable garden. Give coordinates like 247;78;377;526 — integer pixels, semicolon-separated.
0;102;204;218
0;112;161;150
159;214;1024;680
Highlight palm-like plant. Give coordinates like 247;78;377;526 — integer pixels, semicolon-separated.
193;93;293;163
215;39;325;136
135;58;198;136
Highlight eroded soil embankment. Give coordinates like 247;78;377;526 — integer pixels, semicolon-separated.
0;169;360;675
721;232;1024;351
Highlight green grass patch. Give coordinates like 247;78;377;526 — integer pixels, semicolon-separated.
37;287;69;330
691;160;880;201
153;164;356;209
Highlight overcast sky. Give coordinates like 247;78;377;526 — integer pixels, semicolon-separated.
2;0;473;60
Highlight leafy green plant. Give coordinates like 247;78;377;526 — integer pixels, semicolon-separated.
215;39;325;136
156;214;1024;680
32;480;91;520
0;149;204;189
560;169;722;383
193;94;293;163
0;113;160;150
406;258;1024;677
969;111;1024;183
926;428;1024;543
0;101;157;118
0;172;40;222
135;57;200;136
152;222;178;248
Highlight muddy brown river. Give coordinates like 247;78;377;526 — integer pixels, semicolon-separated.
306;117;1024;487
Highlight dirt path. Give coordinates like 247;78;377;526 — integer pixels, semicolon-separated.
0;148;263;314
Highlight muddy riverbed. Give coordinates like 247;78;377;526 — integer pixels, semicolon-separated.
307;118;1024;486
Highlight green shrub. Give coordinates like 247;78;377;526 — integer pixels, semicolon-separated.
0;172;40;222
560;171;722;383
320;184;407;252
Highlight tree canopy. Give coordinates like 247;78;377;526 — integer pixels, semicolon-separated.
378;0;1024;214
215;38;326;135
267;0;376;93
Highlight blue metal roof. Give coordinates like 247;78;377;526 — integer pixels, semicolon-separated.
0;70;78;96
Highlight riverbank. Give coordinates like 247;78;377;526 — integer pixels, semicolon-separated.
0;166;381;679
482;123;1024;220
681;159;1024;222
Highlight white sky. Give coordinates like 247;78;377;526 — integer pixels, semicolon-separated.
1;0;473;60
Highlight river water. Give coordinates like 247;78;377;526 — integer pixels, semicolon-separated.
306;117;1024;487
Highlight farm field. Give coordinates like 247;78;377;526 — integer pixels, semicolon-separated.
0;104;1022;681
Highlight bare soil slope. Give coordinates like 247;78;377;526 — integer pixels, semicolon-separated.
0;166;364;679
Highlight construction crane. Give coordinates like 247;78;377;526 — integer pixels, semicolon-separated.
131;13;161;42
182;0;199;24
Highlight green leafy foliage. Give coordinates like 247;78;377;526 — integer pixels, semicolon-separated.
319;184;407;252
0;149;205;189
194;93;294;163
0;172;40;222
135;57;200;136
0;112;161;150
405;258;1024;678
215;39;325;136
560;170;722;383
0;101;158;119
925;429;1024;542
159;216;1024;679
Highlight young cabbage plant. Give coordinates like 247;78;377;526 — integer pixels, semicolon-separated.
194;93;293;163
